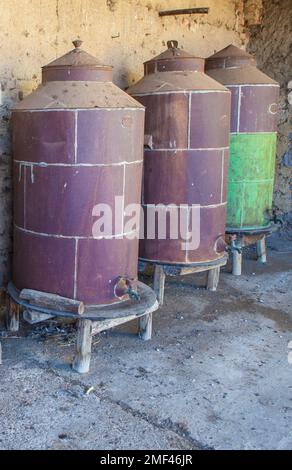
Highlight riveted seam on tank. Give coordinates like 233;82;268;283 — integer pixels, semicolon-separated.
74;111;78;164
184;206;191;264
229;178;274;183
144;147;229;152
142;202;227;209
225;84;280;88
131;90;230;97
122;163;126;224
13;107;145;113
230;132;277;135
23;166;26;230
14;224;138;240
240;183;246;229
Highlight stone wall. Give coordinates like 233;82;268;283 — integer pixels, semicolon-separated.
247;0;292;223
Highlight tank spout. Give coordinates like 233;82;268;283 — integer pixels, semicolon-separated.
114;277;140;302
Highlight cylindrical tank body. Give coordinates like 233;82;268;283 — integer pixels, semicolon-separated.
128;41;231;265
12;41;145;305
206;45;279;232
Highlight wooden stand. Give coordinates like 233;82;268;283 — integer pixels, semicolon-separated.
226;228;273;276
6;296;21;332
139;256;227;306
7;281;159;374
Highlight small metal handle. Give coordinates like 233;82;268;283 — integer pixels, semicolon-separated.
73;39;83;49
230;240;242;254
167;40;178;49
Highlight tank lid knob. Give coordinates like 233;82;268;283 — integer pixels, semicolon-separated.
72;39;83;49
167;40;178;49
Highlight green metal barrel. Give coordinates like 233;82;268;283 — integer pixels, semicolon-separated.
206;45;279;232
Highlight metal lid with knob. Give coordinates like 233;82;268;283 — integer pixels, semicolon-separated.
42;39;113;82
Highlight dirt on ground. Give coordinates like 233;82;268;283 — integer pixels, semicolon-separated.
0;232;291;450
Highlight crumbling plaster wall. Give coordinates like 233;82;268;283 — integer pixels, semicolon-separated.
247;0;292;221
0;0;247;286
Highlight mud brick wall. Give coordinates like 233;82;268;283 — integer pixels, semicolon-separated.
0;0;248;287
247;0;292;222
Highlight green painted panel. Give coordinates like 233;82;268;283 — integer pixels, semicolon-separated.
226;133;276;230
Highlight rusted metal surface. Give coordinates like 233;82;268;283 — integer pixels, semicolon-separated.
42;39;112;82
12;41;145;305
206;45;279;231
143;43;205;74
128;42;231;265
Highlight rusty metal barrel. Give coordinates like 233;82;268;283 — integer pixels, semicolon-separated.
128;41;231;265
206;45;279;232
12;40;145;305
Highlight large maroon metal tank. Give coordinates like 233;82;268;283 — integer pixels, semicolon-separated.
12;40;145;305
128;41;231;265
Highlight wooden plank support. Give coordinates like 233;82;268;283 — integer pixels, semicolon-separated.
6;297;21;332
207;266;221;291
256;236;267;263
72;319;93;374
153;265;166;306
20;289;84;315
23;310;55;325
138;313;153;341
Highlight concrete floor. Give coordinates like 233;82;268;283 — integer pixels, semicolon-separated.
0;233;291;450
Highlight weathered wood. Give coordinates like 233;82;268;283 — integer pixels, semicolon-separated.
20;289;84;315
153;265;166;306
232;249;242;276
91;314;137;335
257;236;267;263
138;313;153;341
159;7;209;16
23;310;55;325
72;319;93;374
207;266;221;291
6;297;21;332
0;342;2;365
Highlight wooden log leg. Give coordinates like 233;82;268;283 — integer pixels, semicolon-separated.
153;265;166;306
72;319;93;374
138;313;153;341
257;236;267;264
207;266;220;291
232;249;242;276
23;310;55;325
6;297;20;332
